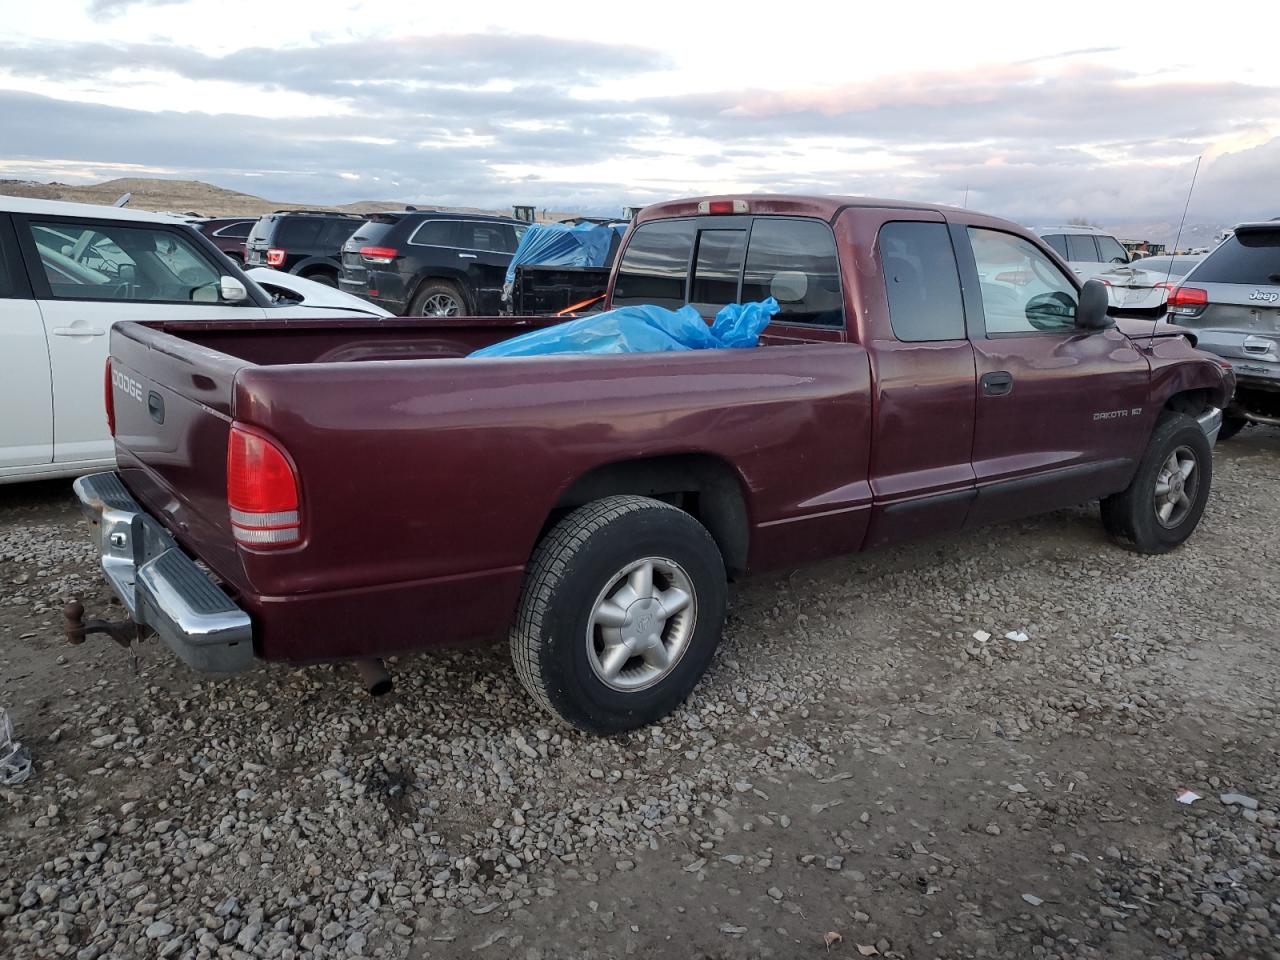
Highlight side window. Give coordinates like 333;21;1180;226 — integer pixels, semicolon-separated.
877;221;965;341
463;222;511;253
217;221;253;239
968;228;1078;335
741;219;843;326
28;220;224;303
280;219;323;247
320;220;359;248
1042;234;1069;259
612;220;695;306
690;229;746;306
1065;234;1099;262
410;221;459;247
1096;235;1128;264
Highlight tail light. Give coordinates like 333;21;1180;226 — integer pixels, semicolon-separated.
226;426;301;548
265;248;286;267
1167;286;1208;316
359;246;398;264
104;357;116;437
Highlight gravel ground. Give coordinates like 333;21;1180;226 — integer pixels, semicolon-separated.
2;429;1278;960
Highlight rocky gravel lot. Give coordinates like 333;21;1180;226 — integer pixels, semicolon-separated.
2;430;1278;960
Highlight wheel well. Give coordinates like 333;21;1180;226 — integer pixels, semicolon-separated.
1165;389;1211;416
548;455;750;575
300;264;337;278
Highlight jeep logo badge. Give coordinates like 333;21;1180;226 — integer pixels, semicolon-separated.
1248;289;1280;303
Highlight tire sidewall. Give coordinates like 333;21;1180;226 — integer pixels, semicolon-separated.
412;281;468;317
538;509;726;732
1128;416;1213;552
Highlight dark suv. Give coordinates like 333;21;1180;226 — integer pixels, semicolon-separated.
1168;221;1280;439
245;211;364;287
195;217;257;265
339;212;526;316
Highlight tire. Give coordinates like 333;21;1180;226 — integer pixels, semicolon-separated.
1100;412;1212;554
1217;415;1248;442
303;270;337;288
510;496;727;734
410;281;468;318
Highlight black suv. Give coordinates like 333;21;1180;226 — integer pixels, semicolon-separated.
339;211;526;316
245;211;364;287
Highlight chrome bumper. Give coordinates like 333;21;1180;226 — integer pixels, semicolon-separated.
73;473;253;673
1197;406;1223;445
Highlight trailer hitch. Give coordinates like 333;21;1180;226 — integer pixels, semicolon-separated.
62;601;147;649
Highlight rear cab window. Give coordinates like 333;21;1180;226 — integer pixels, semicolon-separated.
1190;229;1280;285
612;216;844;327
878;221;965;341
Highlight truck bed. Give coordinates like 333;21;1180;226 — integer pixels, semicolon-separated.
108;316;873;663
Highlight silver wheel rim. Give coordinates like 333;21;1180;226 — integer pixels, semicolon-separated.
1154;444;1199;528
586;557;697;692
421;293;459;317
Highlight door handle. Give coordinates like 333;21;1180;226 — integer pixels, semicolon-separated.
52;326;107;337
457;253;478;259
981;371;1013;397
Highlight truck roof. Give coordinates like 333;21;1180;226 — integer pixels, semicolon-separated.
635;194;975;225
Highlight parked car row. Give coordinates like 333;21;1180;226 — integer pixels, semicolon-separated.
0;196;390;484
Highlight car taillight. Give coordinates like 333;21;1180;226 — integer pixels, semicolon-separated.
266;248;286;267
226;426;301;548
359;246;398;264
1167;286;1208;316
104;357;116;437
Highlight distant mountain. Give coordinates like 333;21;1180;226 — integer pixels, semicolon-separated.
0;177;576;221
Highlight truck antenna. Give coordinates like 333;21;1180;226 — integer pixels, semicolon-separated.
1153;155;1202;352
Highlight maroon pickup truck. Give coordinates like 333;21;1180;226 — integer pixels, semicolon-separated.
72;195;1233;733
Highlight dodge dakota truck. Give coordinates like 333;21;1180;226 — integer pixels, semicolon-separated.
71;195;1234;733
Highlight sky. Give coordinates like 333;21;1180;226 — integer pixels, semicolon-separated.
0;0;1276;226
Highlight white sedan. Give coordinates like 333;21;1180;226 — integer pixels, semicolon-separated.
0;196;389;485
1093;255;1206;313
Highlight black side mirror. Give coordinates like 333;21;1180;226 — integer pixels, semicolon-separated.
1076;279;1113;330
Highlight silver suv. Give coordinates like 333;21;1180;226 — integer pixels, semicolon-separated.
1168;221;1280;439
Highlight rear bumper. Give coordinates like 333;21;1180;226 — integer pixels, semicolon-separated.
73;472;253;673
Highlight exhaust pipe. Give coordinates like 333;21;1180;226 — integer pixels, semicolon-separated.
353;658;392;697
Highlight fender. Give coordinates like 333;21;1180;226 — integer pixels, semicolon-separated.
1147;346;1234;412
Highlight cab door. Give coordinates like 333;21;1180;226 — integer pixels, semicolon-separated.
14;215;266;465
958;225;1149;527
0;214;53;469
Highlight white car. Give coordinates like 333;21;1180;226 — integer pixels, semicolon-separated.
0;196;390;485
1091;254;1206;313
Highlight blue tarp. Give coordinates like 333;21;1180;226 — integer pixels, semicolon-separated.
503;222;623;289
470;299;780;358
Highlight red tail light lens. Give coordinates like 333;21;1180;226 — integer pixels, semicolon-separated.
359;246;398;264
266;248;286;267
227;426;301;548
104;357;116;437
1167;286;1208;316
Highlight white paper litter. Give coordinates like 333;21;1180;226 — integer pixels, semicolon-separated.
1005;630;1030;643
1022;893;1044;906
0;708;33;785
973;630;991;643
1176;790;1201;805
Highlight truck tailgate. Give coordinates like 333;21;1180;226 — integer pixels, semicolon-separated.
109;323;250;592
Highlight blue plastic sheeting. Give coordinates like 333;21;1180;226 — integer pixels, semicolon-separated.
470;298;780;358
503;222;622;287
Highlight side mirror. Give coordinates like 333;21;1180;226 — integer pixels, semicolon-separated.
1076;279;1113;330
219;276;248;303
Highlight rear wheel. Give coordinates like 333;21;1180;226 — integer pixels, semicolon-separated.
1217;415;1248;442
1100;412;1212;554
510;496;727;733
411;281;468;318
303;269;337;288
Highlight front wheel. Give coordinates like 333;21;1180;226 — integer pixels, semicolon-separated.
1100;412;1212;554
510;496;727;733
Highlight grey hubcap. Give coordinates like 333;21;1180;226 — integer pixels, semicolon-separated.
586;557;696;692
421;293;459;317
1154;445;1198;528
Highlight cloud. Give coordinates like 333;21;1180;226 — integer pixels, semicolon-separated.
86;0;186;18
0;32;1276;228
